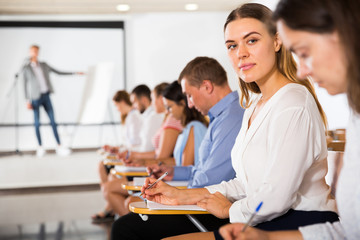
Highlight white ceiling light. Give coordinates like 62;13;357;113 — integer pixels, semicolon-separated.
116;4;130;12
185;3;199;11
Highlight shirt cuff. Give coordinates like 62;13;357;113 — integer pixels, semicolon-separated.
228;201;247;223
205;183;223;194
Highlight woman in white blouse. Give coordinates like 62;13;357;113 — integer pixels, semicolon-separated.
219;0;360;239
141;3;338;240
93;90;142;222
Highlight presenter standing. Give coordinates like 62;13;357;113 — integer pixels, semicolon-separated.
22;44;84;157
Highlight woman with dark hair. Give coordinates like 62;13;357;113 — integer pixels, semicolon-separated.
162;81;208;167
93;90;142;222
219;0;360;239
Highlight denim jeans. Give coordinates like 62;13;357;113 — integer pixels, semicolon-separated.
31;92;60;146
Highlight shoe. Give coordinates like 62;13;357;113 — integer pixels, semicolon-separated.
91;210;115;224
36;147;45;157
56;146;72;156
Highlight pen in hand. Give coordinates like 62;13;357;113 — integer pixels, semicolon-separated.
149;161;163;176
242;201;263;232
140;172;168;197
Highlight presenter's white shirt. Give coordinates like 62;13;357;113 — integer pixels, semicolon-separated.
31;62;49;93
206;83;336;225
139;106;164;152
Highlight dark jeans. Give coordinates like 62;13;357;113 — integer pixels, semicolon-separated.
31;92;60;146
111;213;229;240
213;209;339;240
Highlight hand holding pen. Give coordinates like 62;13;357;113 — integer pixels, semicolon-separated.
219;202;264;240
140;172;168;197
140;172;181;205
148;161;163;176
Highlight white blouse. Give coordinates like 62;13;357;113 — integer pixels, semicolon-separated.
206;83;336;225
139;106;164;152
123;109;142;149
299;113;360;239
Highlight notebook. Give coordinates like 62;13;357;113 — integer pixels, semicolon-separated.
146;200;207;211
133;177;189;187
114;165;147;172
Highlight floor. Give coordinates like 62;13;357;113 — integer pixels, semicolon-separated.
0;150;111;240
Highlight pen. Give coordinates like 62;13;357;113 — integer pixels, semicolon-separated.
149;161;163;176
140;171;168;197
242;201;263;232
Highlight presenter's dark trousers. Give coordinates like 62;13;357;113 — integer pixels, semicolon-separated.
31;92;61;146
111;213;229;240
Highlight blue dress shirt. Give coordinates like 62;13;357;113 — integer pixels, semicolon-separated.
173;91;244;188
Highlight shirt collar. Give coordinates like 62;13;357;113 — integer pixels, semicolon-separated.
142;105;154;117
208;91;239;122
30;61;40;67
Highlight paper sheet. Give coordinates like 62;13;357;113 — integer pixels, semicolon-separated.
114;165;147;172
133;177;189;187
146;200;206;211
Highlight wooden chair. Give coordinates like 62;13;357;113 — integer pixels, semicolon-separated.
333;130;346;141
327;140;346;152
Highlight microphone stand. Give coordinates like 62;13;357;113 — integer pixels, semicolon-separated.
7;60;27;155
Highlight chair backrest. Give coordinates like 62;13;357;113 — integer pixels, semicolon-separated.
333;130;346;141
325;151;344;197
327;140;346;152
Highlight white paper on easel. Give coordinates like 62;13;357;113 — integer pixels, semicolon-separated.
146;200;207;211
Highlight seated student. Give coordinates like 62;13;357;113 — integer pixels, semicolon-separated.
111;56;245;239
161;81;208;166
131;84;164;152
219;0;360;239
118;4;339;240
92;90;142;222
102;84;165;155
92;84;166;223
124;82;183;162
104;81;208;217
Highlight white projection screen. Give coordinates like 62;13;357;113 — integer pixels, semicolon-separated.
0;21;126;126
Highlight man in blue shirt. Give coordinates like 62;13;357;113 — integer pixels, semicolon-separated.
148;57;244;188
111;57;245;239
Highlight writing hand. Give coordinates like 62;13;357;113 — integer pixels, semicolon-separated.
147;164;174;180
197;191;232;219
141;177;179;205
219;223;269;240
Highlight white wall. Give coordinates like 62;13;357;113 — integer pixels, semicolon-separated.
125;12;239;91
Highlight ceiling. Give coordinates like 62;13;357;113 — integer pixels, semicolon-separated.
0;0;250;15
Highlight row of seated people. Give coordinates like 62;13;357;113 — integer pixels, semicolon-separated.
94;2;358;240
93;81;209;221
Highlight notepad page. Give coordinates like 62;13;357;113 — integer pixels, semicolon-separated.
146;200;207;211
114;165;147;172
133;178;189;187
133;177;147;186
